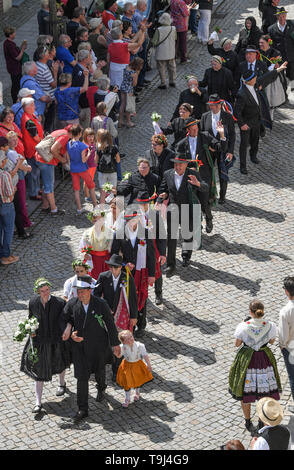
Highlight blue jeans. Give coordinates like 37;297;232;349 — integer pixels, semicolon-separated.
189;9;198;34
282;348;294;400
0;202;16;259
35;161;55;194
26;158;40;197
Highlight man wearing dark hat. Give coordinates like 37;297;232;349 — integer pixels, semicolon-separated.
268;7;294;84
262;0;281;34
136;191;167;305
235;61;287;174
94;254;138;381
156;154;208;275
200;95;236;207
110;209;156;338
63;275;120;421
199;55;235;104
239;45;268;79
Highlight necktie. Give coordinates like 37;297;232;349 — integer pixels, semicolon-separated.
250;63;253;71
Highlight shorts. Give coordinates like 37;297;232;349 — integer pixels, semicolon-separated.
35;161;55;194
98;172;117;189
71;170;96;191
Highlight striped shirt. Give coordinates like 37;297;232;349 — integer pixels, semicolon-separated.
0;165;15;203
36;61;55;99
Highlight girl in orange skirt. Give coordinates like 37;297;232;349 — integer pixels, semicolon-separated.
115;330;153;408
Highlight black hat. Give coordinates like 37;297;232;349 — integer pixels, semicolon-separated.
245;45;258;53
275;7;288;15
76;275;95;289
207;93;223;105
104;0;117;9
106;254;123;267
242;69;257;82
136;191;157;203
184;117;200;129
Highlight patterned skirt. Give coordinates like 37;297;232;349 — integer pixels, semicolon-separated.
229;345;281;403
116;359;153;391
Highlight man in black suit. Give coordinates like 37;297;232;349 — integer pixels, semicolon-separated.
63;276;120;422
156;155;208;276
262;0;280;33
200;95;236;207
111;210;156;338
94;254;138;381
269;7;294;83
171;76;208;121
235;63;287;174
239;45;268;79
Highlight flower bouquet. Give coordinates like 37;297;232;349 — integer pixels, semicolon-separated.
102;182;114;195
13;317;39;364
151;112;163;135
209;26;223;42
81;245;93;255
122;171;132;181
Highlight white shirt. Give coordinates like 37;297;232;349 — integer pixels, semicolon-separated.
188;136;197;160
174;171;184;190
277;22;286;33
82;303;89;313
278;300;294;351
211;111;221;137
127;226;138;248
245;83;259;104
120;341;147;363
112;274;120;292
253;426;291;450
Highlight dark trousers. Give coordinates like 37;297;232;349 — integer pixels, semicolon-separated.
10;74;22;104
13;190;25;237
44;102;56;133
282;348;294;401
77;371;105;412
112;355;123;374
137;301;147;331
213;151;228;201
155;273;163;297
239;125;260;170
176;31;187;62
167;211;193;268
137;39;148;87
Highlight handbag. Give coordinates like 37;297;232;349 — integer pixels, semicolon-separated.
35;131;68;163
125;94;136;114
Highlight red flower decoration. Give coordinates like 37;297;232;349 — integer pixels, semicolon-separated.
139;240;146;246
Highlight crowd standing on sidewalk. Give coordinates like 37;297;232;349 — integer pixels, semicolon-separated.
1;0;294;448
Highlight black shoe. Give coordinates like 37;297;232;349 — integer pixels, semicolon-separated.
250;157;260;164
18;232;33;239
50;209;65;217
218;197;226;205
135;97;140;103
32;405;43;414
165;266;176;277
240;168;248;175
182;258;190;267
155;295;163;305
112;372;117;383
56;383;66;397
136;86;143;92
73;410;88;422
158;84;167;90
41;207;50;213
95;389;105;402
245;419;257;436
144;78;151;83
169;83;176;87
134;328;145;338
206;219;213;233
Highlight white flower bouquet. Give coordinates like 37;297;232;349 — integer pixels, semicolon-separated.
13;317;39;364
151;112;163;135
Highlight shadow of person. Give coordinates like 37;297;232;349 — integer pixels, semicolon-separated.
143;331;216;366
201;233;291;262
143;371;194;403
216;199;286;224
147;299;220;335
178;261;262;296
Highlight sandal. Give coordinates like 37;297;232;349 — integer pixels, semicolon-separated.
122;400;130;408
134;394;140;402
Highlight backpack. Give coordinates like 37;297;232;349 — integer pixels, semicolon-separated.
98;146;116;173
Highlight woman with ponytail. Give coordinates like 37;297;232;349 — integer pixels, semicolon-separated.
229;299;281;435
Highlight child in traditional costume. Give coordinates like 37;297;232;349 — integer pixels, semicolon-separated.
229;299;281;434
115;329;153;407
20;278;71;413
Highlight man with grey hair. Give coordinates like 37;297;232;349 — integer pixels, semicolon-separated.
20;61;51;118
72;49;92;128
122;2;137;33
56;34;77;73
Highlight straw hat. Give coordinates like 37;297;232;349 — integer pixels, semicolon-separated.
256;397;284;427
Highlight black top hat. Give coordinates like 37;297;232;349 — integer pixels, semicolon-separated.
106;254;123;267
184;117;200;129
242;69;257;82
136;191;157;203
207;93;223;104
275;7;288;15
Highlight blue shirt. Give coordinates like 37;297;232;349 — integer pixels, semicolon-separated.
54;87;80;121
121;14;139;34
67;140;88;173
20;75;46;115
56;46;75;74
11;102;39;129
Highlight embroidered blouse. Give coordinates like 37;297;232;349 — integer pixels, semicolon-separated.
234;318;277;351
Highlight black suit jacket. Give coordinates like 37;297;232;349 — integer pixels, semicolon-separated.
117;170;161;205
200;109;236;155
268;21;294;62
239;60;268;81
94;270;138;319
199;66;235;102
157;168;208;207
171;87;208;121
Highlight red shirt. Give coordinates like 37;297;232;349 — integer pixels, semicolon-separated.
102;10;116;28
0;122;24;156
35;129;70;165
21;112;44;159
108;41;130;64
86;86;99;121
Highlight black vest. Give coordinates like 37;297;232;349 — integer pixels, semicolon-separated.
260;425;290;450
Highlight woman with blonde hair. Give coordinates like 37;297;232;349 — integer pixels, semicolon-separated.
229;299;281;435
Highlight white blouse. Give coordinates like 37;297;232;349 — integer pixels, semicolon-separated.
120;341;147;363
234;319;277;351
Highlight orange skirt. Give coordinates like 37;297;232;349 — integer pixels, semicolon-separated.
116;359;153;390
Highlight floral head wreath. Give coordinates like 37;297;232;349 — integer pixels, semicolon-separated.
72;259;91;272
152;134;168;147
33;277;52;293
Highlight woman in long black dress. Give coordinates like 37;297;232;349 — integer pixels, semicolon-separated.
235;16;262;62
21;278;71;413
161;103;193;151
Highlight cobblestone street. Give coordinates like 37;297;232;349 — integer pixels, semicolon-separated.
0;0;294;450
